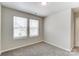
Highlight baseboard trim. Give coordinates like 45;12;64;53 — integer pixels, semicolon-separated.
44;41;71;52
1;40;72;54
1;40;43;53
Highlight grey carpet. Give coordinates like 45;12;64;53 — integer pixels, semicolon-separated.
1;42;79;56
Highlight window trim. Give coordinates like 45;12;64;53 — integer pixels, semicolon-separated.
13;16;28;39
28;19;40;38
13;16;40;39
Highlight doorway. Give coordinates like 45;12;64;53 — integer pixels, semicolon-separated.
72;11;79;52
74;12;79;47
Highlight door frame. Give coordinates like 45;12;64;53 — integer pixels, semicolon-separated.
71;8;75;51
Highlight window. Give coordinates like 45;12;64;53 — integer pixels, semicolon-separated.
29;19;39;37
13;16;28;38
13;16;39;39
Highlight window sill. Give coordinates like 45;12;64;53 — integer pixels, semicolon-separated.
13;37;27;40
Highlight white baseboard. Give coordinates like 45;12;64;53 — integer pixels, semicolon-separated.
44;41;71;52
1;40;43;53
1;40;72;54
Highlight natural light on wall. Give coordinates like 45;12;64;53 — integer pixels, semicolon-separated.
13;16;28;39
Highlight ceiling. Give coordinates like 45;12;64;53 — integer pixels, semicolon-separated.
1;2;79;17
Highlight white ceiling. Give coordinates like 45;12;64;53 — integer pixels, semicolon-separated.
1;2;79;17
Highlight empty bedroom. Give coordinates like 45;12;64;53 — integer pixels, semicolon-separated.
0;2;79;56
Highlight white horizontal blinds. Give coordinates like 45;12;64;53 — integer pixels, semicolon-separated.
29;19;39;37
13;16;28;38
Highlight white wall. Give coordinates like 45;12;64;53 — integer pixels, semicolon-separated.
44;9;72;51
1;6;43;52
0;4;1;54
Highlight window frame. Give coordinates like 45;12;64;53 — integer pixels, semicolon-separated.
13;16;28;39
28;19;40;38
13;16;40;40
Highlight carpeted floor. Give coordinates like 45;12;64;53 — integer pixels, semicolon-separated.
1;42;79;56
